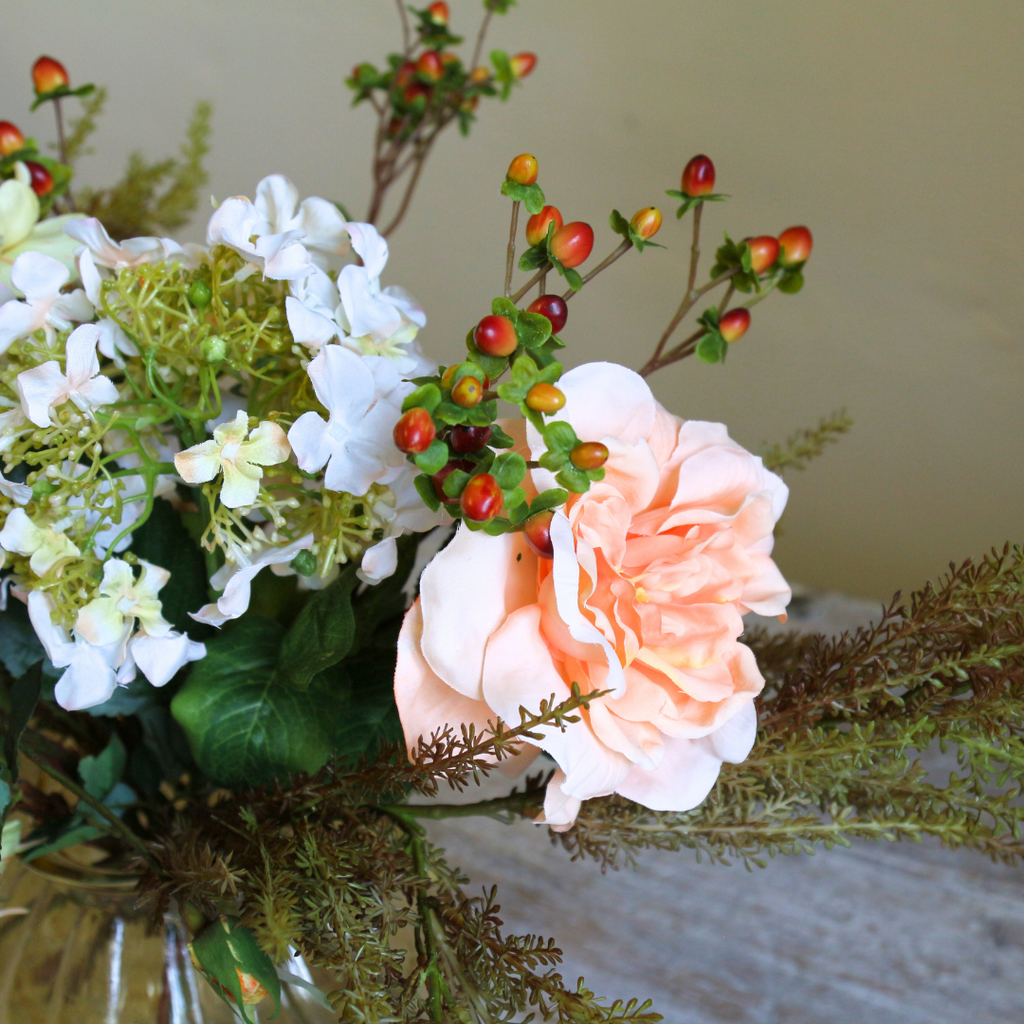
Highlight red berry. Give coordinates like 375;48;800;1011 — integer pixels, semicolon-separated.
473;314;518;357
451;375;483;408
526;294;568;334
32;56;69;95
432;459;474;504
550;222;594;269
630;207;662;240
460;473;503;522
719;308;751;343
395;61;417;88
525;383;565;413
417;51;444;82
393;407;436;453
777;225;813;266
450;425;493;454
404;83;432;105
24;161;53;197
507;153;538;186
523;510;555;558
681;155;715;197
0;122;25;158
746;235;780;275
525;205;562;247
569;442;609;471
509;52;537;79
427;1;449;24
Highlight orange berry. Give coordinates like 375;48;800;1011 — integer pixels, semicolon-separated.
460;473;503;521
507;153;538;186
470;65;490;84
630;207;662;240
550;222;594;269
0;122;25;158
719;308;751;343
451;375;483;408
32;56;69;95
681;154;715;197
778;225;813;266
525;383;565;413
473;314;518;357
569;442;608;471
427;1;449;25
746;235;780;275
393;408;436;453
509;52;537;79
395;61;417;88
525;205;562;247
523;510;555;558
417;50;444;82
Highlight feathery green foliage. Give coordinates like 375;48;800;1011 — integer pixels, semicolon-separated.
61;86;108;167
761;409;852;474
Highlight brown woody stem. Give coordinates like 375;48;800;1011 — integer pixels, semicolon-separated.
562;239;633;301
504;201;520;297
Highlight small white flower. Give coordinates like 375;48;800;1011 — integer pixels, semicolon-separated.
174;410;291;508
0;508;80;575
95;317;138;366
191;533;314;627
75;558;172;646
16;323;119;427
0;467;30;505
287;346;408;496
127;630;206;687
337;222;426;341
254;175;349;270
64;218;182;305
0;252;93;352
207;195;313;282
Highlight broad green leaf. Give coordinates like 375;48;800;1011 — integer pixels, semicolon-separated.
401;383;442;413
778;269;805;294
414;473;442;512
521;182;546;215
78;734;127;799
442;469;471;498
542;420;578;452
489;423;516;449
0;601;44;679
530;488;568;515
414;439;450;476
492;452;527;490
277;569;357;690
556;465;591;493
518;245;549;271
1;662;42;830
696;333;727;364
172;618;345;785
515;310;552;348
491;296;519;321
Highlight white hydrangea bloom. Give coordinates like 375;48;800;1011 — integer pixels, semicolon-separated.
0;508;80;575
0;251;93;352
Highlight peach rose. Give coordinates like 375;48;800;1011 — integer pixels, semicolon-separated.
394;362;790;827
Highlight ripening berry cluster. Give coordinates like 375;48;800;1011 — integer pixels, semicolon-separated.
346;2;536;140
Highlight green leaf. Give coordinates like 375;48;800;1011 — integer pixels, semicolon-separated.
442;469;471;498
414;438;450;476
537;361;563;384
483;517;515;535
1;662;42;826
0;601;44;680
414;473;442;512
488;423;516;449
401;382;442;414
130;497;210;635
516;310;552;348
491;48;514;99
521;182;546;215
778;269;805;294
561;266;583;291
511;354;539;386
542;420;578;452
508;502;531;526
696;332;727;364
609;208;631;238
465;334;508;380
501;179;533;203
277;569;357;690
538;449;568;471
556;465;591;493
464;399;497;426
491;296;519;321
492;452;527;490
78;735;127;799
172;618;348;785
434;400;470;426
519;244;549;271
530;488;568;515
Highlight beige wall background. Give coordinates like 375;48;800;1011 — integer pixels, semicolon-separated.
2;1;1022;601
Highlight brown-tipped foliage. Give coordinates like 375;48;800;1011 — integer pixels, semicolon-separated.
761;410;852;474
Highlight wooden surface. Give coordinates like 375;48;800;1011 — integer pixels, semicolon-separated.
422;593;1024;1023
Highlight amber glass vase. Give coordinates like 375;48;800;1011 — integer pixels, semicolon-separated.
0;852;336;1024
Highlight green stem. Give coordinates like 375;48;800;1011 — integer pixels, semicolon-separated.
381;789;544;821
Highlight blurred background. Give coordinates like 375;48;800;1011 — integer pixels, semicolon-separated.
2;0;1021;601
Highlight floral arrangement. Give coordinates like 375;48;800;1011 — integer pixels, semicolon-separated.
1;5;1023;1022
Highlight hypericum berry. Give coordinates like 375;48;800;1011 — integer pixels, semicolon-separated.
417;51;444;82
0;122;25;158
393;407;437;453
746;235;780;275
461;94;480;112
433;459;474;504
32;56;69;95
187;280;212;309
451;375;483;408
289;549;318;576
473;314;518;357
630;207;662;240
526;293;568;334
450;424;493;454
550;221;594;269
427;1;449;24
681;154;715;197
569;441;609;470
509;52;538;79
470;65;490;83
395;61;417;88
460;473;503;521
24;161;53;197
507;153;538;186
523;510;555;558
719;308;751;343
441;52;459;68
525;205;562;247
404;83;432;105
525;383;565;413
777;225;813;266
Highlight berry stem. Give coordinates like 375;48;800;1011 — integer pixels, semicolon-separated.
51;97;75;211
509;262;551;304
717;281;735;316
394;0;412;55
562;239;632;301
472;2;498;70
505;200;520;297
686;201;703;301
